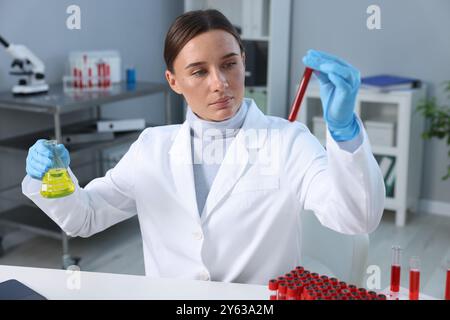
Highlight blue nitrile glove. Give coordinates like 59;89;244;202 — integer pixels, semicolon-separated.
26;139;70;180
302;49;360;141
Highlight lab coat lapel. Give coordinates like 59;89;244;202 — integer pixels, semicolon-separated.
202;132;249;218
169;121;201;223
202;100;268;219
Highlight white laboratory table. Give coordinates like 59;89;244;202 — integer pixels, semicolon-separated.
0;265;269;300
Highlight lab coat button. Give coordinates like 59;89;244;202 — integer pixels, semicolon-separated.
193;231;203;240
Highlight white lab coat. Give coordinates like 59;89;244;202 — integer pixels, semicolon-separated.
22;98;385;285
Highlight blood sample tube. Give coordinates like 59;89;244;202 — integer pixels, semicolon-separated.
268;279;278;300
88;66;93;88
322;292;332;300
285;272;294;281
286;285;298;300
105;63;111;87
348;284;357;292
390;245;402;293
288;67;314;122
357;288;367;296
446;260;450;300
329;277;339;285
367;291;377;299
310;272;319;279
409;256;421;300
278;282;287;300
79;68;84;89
295;266;304;273
341;288;351;297
295;283;304;300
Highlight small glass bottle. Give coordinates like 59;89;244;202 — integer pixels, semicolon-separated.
40;140;75;198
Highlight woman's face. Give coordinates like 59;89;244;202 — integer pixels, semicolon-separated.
166;30;245;122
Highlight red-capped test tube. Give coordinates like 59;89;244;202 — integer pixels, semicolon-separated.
445;259;450;300
390;245;402;294
268;279;278;300
278;282;287;300
409;256;421;300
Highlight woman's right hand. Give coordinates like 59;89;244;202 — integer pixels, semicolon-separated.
26;139;71;180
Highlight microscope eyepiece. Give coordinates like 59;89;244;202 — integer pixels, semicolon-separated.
0;35;10;48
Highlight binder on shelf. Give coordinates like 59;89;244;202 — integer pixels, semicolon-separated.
385;163;396;198
361;74;421;92
97;118;146;133
378;156;395;179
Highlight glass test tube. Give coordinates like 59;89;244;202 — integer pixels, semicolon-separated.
390;246;402;293
409;256;421;300
445;259;450;300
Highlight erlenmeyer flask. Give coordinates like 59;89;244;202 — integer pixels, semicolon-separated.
40;140;75;198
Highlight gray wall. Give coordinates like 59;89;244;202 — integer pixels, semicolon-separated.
288;0;450;204
0;0;184;210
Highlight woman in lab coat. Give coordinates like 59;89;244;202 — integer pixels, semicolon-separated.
23;10;385;284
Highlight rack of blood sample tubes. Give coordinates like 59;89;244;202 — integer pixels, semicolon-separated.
65;55;112;92
268;266;387;300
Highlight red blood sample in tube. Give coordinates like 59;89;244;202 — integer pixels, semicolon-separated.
320;275;329;282
445;261;450;300
288;67;314;122
391;265;401;293
268;279;278;300
286;285;298;300
295;266;304;273
72;68;78;88
285;273;294;281
105;63;111;87
97;63;101;87
88;67;93;88
377;294;387;300
278;282;287;300
79;69;84;89
390;246;402;293
329;277;338;285
409;256;421;300
348;284;357;292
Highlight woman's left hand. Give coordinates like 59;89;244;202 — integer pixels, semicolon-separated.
302;49;360;142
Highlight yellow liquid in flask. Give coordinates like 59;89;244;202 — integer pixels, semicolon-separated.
40;168;75;198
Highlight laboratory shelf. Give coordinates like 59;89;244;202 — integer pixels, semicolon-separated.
0;81;171;268
0;82;169;115
300;84;427;226
0;205;62;240
0;119;154;156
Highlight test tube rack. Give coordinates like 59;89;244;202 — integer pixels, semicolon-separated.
268;266;387;300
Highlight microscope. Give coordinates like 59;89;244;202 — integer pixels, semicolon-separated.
0;34;49;95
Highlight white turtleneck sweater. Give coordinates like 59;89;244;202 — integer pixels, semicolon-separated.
186;101;249;216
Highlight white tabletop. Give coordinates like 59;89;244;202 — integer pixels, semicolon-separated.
380;286;438;300
0;265;269;300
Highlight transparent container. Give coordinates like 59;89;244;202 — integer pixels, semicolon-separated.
40;140;75;199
